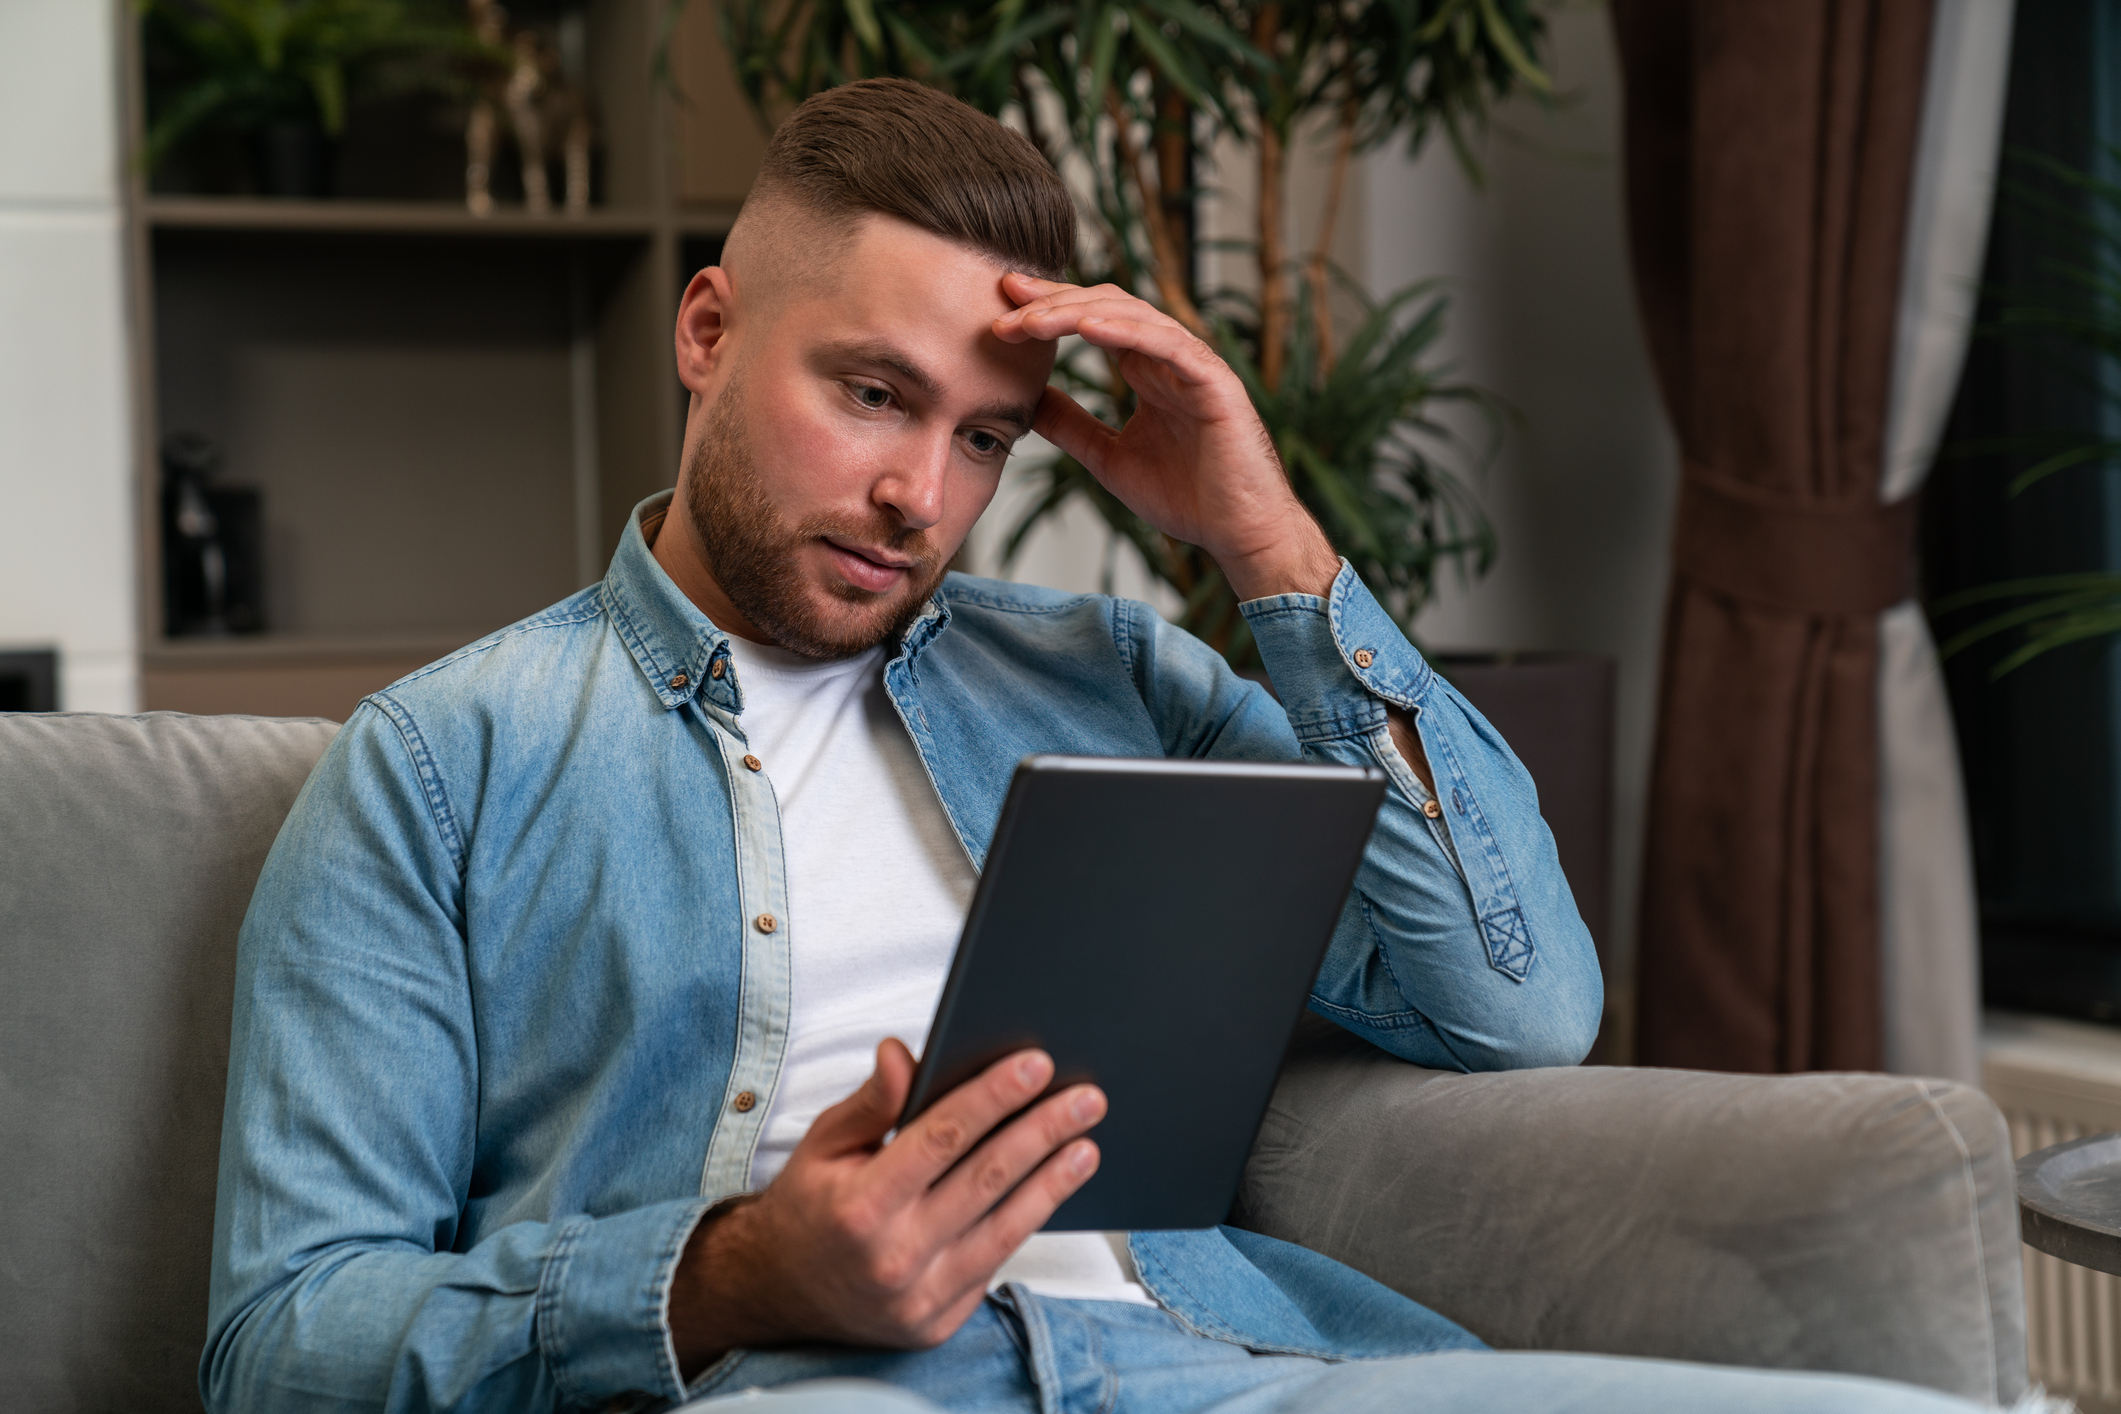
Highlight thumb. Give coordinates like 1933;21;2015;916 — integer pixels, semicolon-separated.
1032;385;1118;481
801;1038;915;1155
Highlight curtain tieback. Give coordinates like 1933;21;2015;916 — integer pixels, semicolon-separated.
1672;469;1918;616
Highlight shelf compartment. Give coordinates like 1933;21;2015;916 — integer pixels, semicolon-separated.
151;228;657;646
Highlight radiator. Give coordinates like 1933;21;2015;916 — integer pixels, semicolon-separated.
1986;1012;2121;1414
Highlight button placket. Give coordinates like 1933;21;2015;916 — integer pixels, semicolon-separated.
696;724;795;1201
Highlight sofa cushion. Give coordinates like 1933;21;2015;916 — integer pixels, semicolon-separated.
1236;1016;2028;1404
0;712;338;1411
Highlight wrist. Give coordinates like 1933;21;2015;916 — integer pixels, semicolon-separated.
1212;518;1341;602
668;1194;776;1377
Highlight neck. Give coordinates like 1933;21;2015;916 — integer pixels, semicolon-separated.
647;492;774;646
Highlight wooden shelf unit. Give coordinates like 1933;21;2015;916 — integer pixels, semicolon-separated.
119;0;764;722
143;196;667;238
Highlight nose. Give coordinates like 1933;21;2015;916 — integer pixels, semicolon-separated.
872;426;953;531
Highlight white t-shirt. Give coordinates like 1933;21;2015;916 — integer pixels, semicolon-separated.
728;634;1153;1307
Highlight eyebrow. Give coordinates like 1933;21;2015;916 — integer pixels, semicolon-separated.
819;337;1037;432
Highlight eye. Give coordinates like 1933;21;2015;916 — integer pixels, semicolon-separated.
967;430;1006;456
851;382;893;410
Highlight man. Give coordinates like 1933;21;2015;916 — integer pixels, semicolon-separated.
205;80;1977;1413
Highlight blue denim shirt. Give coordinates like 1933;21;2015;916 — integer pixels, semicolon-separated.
205;493;1602;1412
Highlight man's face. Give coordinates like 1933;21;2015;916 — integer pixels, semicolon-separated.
678;215;1058;658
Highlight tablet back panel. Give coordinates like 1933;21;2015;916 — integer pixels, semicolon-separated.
902;755;1386;1231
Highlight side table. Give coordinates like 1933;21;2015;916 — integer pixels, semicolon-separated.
2019;1132;2121;1275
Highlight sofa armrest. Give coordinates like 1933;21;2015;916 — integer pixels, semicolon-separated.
1233;1018;2026;1405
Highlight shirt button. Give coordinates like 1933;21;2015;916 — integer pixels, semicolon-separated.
1353;649;1375;669
668;672;688;689
732;1091;757;1113
755;913;777;933
1422;799;1442;819
710;659;727;679
743;754;762;772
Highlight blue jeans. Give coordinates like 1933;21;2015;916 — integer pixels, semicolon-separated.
679;1288;1983;1414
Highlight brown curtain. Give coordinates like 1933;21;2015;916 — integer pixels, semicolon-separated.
1613;0;1936;1072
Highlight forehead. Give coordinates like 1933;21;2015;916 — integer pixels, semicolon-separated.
756;214;1053;399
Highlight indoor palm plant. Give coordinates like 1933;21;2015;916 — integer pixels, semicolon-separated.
699;0;1550;667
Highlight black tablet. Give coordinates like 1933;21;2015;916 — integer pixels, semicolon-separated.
899;754;1387;1231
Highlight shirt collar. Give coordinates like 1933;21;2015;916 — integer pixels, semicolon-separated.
599;492;736;712
893;593;954;666
598;491;952;711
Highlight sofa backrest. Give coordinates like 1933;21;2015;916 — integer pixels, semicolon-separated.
0;712;340;1412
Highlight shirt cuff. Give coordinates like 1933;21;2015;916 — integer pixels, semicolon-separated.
538;1195;713;1406
1239;560;1433;740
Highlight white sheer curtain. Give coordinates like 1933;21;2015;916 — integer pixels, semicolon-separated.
1878;0;2016;1083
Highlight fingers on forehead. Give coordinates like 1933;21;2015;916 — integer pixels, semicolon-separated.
1024;284;1153;311
1004;272;1070;301
1026;296;1174;323
1082;317;1198;357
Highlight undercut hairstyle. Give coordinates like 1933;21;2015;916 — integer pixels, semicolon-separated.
744;77;1075;280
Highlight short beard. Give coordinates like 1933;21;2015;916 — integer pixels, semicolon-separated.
683;369;948;659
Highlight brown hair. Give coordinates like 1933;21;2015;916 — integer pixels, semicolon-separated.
749;78;1075;280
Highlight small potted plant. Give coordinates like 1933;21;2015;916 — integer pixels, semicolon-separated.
140;0;475;197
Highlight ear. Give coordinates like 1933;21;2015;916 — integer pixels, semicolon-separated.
674;266;737;396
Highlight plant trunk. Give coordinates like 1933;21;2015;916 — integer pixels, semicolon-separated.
1254;4;1288;390
1308;101;1358;373
1258;128;1287;387
1156;82;1195;303
1107;93;1206;336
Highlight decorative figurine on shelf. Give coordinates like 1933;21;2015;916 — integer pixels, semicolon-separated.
161;432;266;638
464;0;593;216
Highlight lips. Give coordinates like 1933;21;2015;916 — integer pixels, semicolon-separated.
822;537;914;594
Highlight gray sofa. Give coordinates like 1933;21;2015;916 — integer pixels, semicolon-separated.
0;711;2029;1410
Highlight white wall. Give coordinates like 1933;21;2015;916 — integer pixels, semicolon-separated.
0;1;137;712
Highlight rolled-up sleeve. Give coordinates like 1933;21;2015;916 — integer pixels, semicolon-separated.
1143;561;1602;1072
